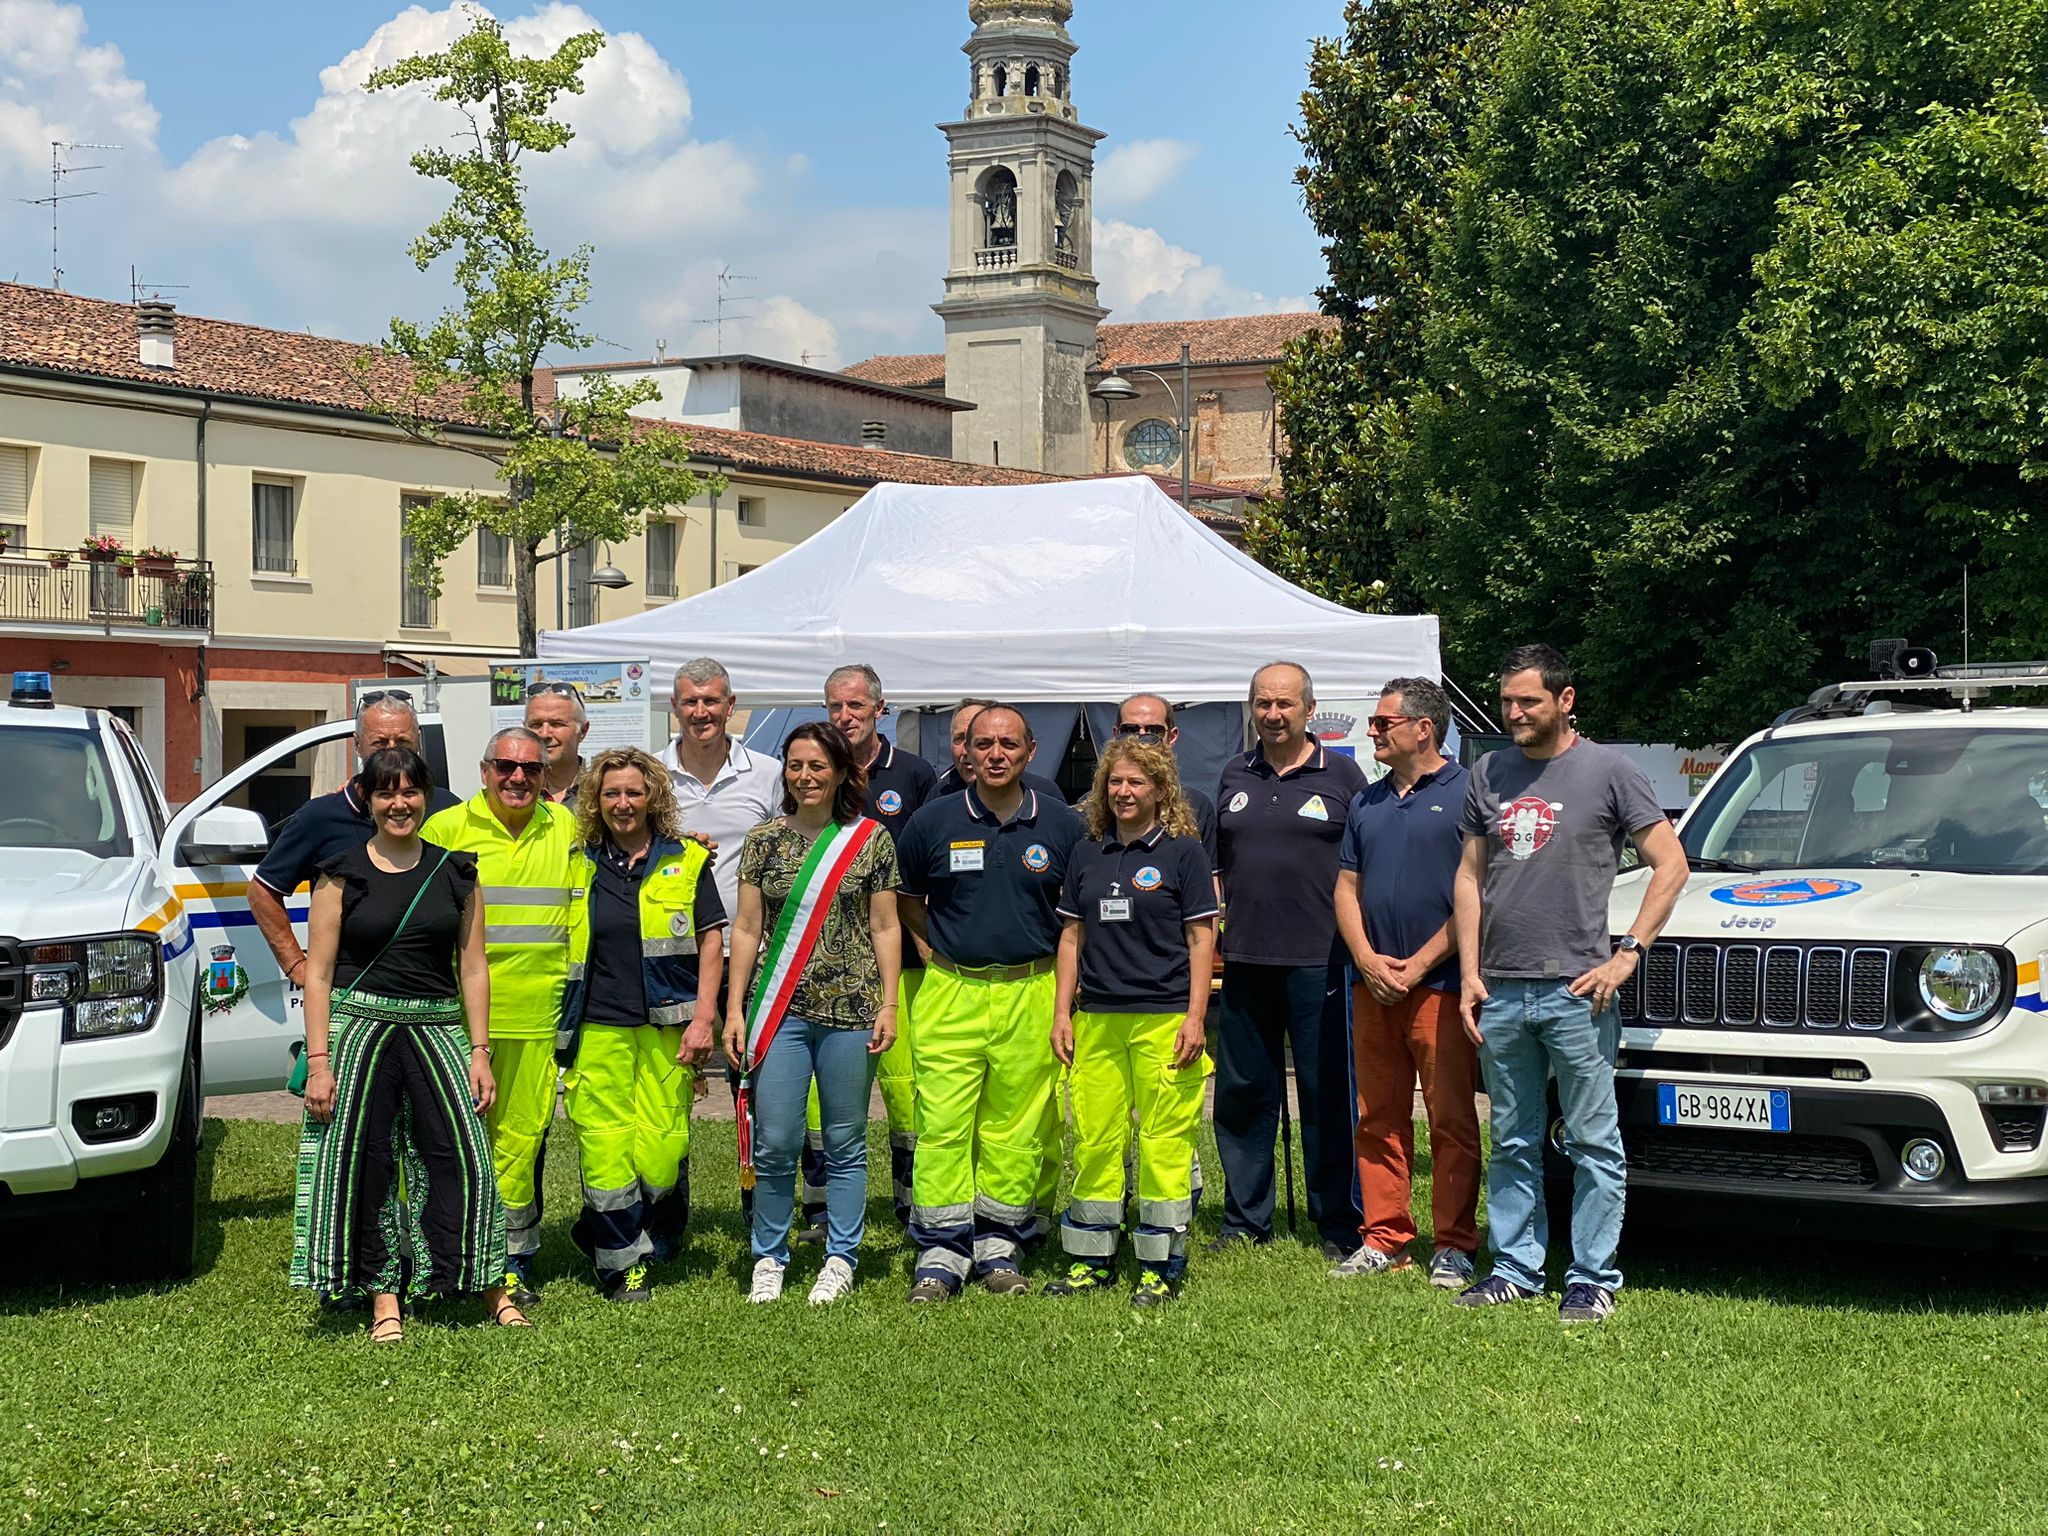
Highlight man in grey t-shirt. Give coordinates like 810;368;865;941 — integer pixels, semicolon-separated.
1450;644;1685;1323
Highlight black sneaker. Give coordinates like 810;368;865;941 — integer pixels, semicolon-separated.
1203;1231;1267;1256
1130;1269;1176;1308
1043;1262;1113;1297
609;1263;652;1305
979;1267;1030;1297
907;1276;957;1305
793;1221;827;1246
502;1269;540;1309
1453;1274;1544;1308
1319;1238;1350;1262
1559;1283;1617;1324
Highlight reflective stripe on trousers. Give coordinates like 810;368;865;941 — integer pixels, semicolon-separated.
563;1022;694;1283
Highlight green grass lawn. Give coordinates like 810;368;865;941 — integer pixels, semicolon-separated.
2;1116;2043;1535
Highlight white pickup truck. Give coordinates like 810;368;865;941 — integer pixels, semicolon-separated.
0;672;440;1279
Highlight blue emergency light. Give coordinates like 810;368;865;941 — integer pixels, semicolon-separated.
9;671;54;708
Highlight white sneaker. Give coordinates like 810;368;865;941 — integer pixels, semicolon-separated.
747;1257;786;1304
808;1255;856;1306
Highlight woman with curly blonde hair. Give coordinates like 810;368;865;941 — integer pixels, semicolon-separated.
1046;737;1218;1306
555;746;727;1303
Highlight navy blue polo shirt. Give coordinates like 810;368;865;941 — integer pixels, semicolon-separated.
1215;742;1368;967
1338;759;1468;992
863;738;939;972
254;780;462;896
896;785;1086;966
1184;783;1218;872
934;764;1068;804
1057;825;1218;1011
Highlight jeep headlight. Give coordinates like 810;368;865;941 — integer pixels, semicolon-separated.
27;935;163;1038
1917;947;2002;1025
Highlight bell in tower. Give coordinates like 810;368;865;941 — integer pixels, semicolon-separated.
936;0;1106;475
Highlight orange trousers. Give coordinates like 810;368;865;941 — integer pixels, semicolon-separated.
1351;983;1483;1255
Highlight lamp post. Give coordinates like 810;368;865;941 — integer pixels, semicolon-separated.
1090;340;1192;509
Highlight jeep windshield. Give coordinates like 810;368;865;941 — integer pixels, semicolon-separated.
0;724;131;857
1683;728;2048;876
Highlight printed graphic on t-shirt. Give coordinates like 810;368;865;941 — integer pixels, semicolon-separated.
1298;794;1329;821
877;789;903;815
1021;843;1050;872
1498;796;1562;861
1226;791;1249;813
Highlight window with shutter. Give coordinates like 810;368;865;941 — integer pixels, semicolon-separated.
645;520;677;598
399;495;438;628
89;459;137;541
252;481;297;573
477;526;510;588
0;445;30;548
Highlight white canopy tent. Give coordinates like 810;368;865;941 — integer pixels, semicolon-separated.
539;477;1439;714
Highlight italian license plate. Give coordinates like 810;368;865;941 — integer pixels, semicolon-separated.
1657;1083;1791;1133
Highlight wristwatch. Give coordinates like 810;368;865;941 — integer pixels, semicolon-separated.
1616;935;1643;957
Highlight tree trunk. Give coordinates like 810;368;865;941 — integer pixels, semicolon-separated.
514;537;539;657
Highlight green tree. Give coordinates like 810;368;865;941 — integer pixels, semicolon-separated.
1392;0;2048;744
1250;0;1522;611
361;16;716;656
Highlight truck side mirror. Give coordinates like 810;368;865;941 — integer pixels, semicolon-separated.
179;805;272;866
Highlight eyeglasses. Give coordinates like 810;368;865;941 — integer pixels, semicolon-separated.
525;681;579;699
357;689;415;713
486;758;542;779
1367;714;1417;734
1113;722;1169;740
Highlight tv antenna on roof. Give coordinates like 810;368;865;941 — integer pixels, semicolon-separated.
691;265;754;355
19;142;120;290
129;266;189;305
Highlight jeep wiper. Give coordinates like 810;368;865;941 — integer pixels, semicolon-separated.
1685;854;1752;873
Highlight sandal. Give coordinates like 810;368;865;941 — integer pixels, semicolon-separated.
492;1299;532;1328
368;1315;404;1344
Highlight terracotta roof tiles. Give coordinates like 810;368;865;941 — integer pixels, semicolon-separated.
843;312;1337;390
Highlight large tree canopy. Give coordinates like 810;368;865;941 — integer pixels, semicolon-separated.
1280;0;2048;745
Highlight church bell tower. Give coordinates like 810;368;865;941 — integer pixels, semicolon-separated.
936;0;1106;475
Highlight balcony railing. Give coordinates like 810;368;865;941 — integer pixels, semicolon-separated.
0;548;214;633
976;247;1018;270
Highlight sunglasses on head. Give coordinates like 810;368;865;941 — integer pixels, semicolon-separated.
525;681;579;699
1113;722;1169;740
486;757;542;779
357;689;415;713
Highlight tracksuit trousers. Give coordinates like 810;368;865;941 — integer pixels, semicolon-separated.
562;1023;693;1285
907;965;1059;1287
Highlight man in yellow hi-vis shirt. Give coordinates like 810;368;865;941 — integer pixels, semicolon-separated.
422;725;579;1308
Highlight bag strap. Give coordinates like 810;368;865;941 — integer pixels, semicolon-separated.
335;845;454;1002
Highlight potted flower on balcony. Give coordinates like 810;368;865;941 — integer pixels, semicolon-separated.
135;545;179;579
80;533;125;563
47;548;70;570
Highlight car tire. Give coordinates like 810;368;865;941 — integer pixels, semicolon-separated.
123;1031;202;1283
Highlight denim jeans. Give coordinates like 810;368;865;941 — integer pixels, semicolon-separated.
1475;977;1625;1292
749;1017;875;1267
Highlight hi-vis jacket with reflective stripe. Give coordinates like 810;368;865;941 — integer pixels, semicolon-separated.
556;835;716;1064
421;794;580;1042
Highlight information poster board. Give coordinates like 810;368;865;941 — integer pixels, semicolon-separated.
488;659;657;753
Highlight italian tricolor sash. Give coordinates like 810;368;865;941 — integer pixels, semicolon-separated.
735;816;881;1182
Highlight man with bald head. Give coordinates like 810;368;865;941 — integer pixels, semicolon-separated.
1211;661;1367;1256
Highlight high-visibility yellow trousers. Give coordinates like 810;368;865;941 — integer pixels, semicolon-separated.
1064;1009;1206;1278
485;1036;558;1267
907;965;1058;1285
563;1023;694;1283
803;970;922;1224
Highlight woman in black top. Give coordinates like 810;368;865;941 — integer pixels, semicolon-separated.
291;747;522;1338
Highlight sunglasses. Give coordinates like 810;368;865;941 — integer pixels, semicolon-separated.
357;689;415;712
486;757;542;779
1113;722;1169;740
525;681;579;699
1367;713;1417;733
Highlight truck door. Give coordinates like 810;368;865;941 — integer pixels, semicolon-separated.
159;717;447;1094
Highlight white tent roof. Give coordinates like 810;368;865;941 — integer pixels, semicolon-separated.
539;476;1438;706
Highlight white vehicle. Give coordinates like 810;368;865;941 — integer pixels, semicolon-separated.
0;673;447;1278
1598;650;2048;1250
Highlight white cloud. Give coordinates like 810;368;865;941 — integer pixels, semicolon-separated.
1093;137;1197;208
0;0;159;177
1093;218;1312;321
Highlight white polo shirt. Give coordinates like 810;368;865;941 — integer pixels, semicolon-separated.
658;734;783;919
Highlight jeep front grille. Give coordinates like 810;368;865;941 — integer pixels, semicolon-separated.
1618;940;1894;1034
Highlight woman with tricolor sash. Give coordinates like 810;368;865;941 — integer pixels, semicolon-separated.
723;723;900;1305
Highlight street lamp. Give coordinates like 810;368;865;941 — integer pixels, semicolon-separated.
588;545;632;590
1090;340;1192;509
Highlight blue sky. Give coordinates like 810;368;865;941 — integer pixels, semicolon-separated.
0;0;1341;367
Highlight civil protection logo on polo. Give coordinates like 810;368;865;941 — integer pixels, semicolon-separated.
1021;843;1051;872
1711;877;1864;907
1132;866;1162;891
877;789;903;815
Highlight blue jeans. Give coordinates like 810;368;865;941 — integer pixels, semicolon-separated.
749;1017;875;1267
1475;977;1625;1292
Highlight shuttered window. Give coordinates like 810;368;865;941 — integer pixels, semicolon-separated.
477;526;510;588
399;495;437;629
252;481;297;573
89;459;137;541
645;520;677;598
0;445;29;548
567;540;595;627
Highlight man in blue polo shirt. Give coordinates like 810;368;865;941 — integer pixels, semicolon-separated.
895;704;1086;1302
1212;661;1367;1255
1331;676;1481;1288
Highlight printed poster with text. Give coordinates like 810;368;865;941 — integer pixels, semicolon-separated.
489;659;655;753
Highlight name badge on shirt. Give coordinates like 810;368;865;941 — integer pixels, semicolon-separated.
950;840;986;873
1098;897;1133;923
